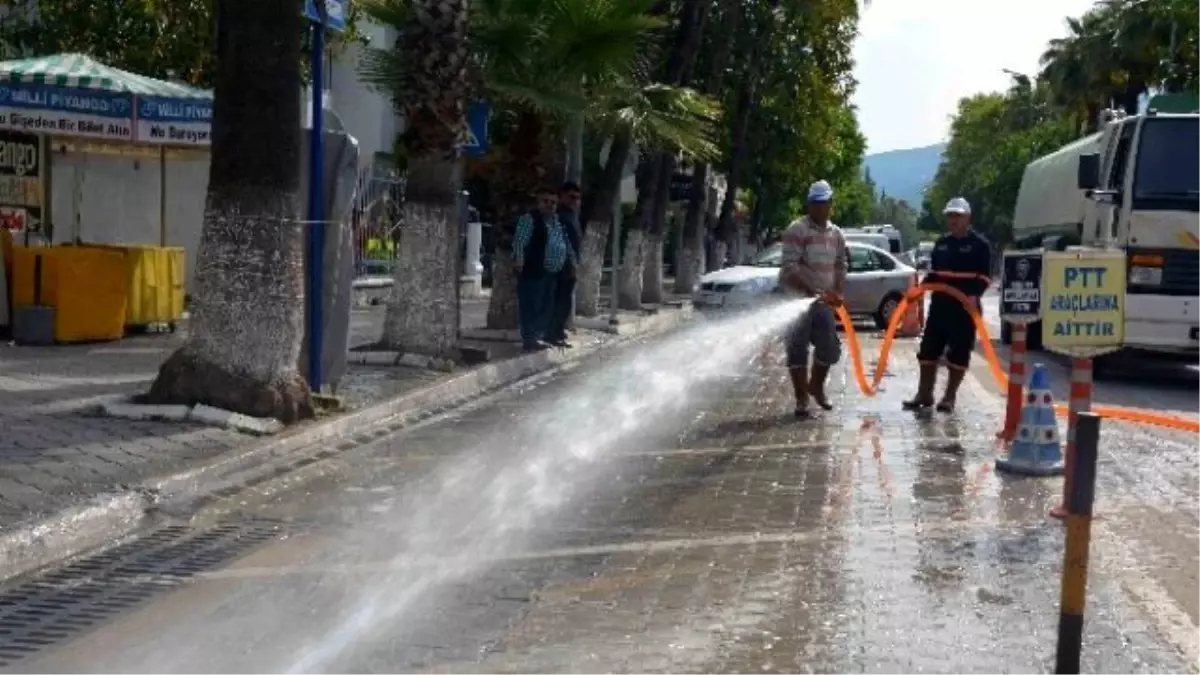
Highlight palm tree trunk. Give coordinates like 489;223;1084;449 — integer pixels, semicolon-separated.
382;156;462;356
641;157;674;304
382;0;470;354
674;163;708;293
146;0;312;422
487;110;545;329
618;155;656;309
675;0;740;294
576;129;633;316
639;0;709;304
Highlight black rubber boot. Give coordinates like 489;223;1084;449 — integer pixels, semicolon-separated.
790;367;811;419
902;363;938;410
808;363;834;411
937;368;967;412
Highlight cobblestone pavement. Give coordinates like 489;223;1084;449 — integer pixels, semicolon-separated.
8;324;1195;673
0;298;498;529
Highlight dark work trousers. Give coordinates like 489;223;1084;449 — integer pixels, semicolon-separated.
546;266;576;343
917;298;977;370
517;273;556;348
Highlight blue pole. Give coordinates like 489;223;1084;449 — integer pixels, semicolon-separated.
306;17;326;392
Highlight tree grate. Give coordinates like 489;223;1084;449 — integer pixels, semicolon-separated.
0;518;293;669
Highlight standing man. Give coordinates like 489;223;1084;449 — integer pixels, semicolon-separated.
513;186;575;352
777;180;848;419
546;181;583;348
903;197;992;412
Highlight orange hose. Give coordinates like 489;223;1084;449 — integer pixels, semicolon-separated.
828;276;1200;435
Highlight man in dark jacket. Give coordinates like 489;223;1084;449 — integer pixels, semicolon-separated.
546;181;583;347
903;197;992;412
513;186;576;352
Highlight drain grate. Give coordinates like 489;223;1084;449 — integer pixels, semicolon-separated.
0;518;292;668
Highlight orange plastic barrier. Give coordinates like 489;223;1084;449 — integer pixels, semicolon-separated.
827;273;1200;435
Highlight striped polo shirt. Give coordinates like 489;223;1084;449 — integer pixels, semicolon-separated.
779;216;847;294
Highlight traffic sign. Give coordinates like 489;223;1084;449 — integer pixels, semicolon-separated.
460;101;490;157
1042;249;1126;356
305;0;347;32
1000;250;1043;322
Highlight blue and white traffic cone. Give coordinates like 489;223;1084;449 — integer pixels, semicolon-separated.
995;363;1064;476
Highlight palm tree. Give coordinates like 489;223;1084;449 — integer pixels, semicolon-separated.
576;81;720;315
674;0;742;295
361;0;470;358
145;0;313;422
362;0;718;329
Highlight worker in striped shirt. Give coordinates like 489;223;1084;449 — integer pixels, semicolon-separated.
778;180;848;419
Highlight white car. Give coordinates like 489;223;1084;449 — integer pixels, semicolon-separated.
693;241;918;329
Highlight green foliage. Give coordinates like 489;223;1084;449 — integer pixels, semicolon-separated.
359;0;721;159
923;0;1195;246
1040;0;1198;129
0;0;366;87
923;83;1075;246
732;0;865;236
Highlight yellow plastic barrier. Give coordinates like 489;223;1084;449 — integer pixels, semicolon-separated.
10;245;128;342
829;275;1200;435
83;244;185;326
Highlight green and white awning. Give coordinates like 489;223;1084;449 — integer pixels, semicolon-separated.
0;53;211;100
0;53;212;145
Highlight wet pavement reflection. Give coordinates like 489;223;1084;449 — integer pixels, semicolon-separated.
6;327;1197;674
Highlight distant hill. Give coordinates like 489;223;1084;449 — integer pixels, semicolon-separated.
863;142;946;207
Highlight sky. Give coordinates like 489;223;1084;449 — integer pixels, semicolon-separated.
852;0;1101;155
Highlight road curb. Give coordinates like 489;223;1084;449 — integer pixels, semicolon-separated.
0;304;692;583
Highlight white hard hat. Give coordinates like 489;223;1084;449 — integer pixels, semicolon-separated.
807;180;834;202
943;197;971;215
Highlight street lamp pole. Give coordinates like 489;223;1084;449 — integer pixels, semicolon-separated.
306;2;327;392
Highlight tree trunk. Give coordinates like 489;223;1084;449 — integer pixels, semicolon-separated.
641;232;665;303
575;128;633;316
716;84;756;252
674;163;709;293
382;156;461;356
487;110;546;330
619;228;647;309
574;221;609;316
617;155;657;310
641;158;674;304
677;0;738;295
146;0;313;423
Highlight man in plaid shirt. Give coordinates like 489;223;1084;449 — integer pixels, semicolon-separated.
513;186;576;351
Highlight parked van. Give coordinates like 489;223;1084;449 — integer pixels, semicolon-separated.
841;231;892;252
860;224;904;254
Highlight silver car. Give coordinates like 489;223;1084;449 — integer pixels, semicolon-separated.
693;241;917;329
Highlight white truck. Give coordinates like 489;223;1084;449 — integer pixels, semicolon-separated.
1008;105;1199;362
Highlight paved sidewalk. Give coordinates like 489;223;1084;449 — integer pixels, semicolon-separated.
8;331;1192;672
446;340;1195;673
0;293;683;551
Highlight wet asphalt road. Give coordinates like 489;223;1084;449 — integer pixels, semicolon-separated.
3;322;1198;673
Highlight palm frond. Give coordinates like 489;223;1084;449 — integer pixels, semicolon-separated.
589;82;723;159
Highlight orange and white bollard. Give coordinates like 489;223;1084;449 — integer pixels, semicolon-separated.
1050;357;1093;520
998;323;1028;441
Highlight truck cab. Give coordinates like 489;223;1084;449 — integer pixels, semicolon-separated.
1010;107;1199;357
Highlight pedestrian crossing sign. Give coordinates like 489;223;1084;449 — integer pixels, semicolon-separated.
460;101;490;157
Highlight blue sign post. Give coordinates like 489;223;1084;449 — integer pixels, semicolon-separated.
303;0;345;393
461;101;491;157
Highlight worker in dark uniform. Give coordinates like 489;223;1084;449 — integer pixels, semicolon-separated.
903;197;992;412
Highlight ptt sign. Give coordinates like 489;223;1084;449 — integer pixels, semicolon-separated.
1042;249;1126;355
